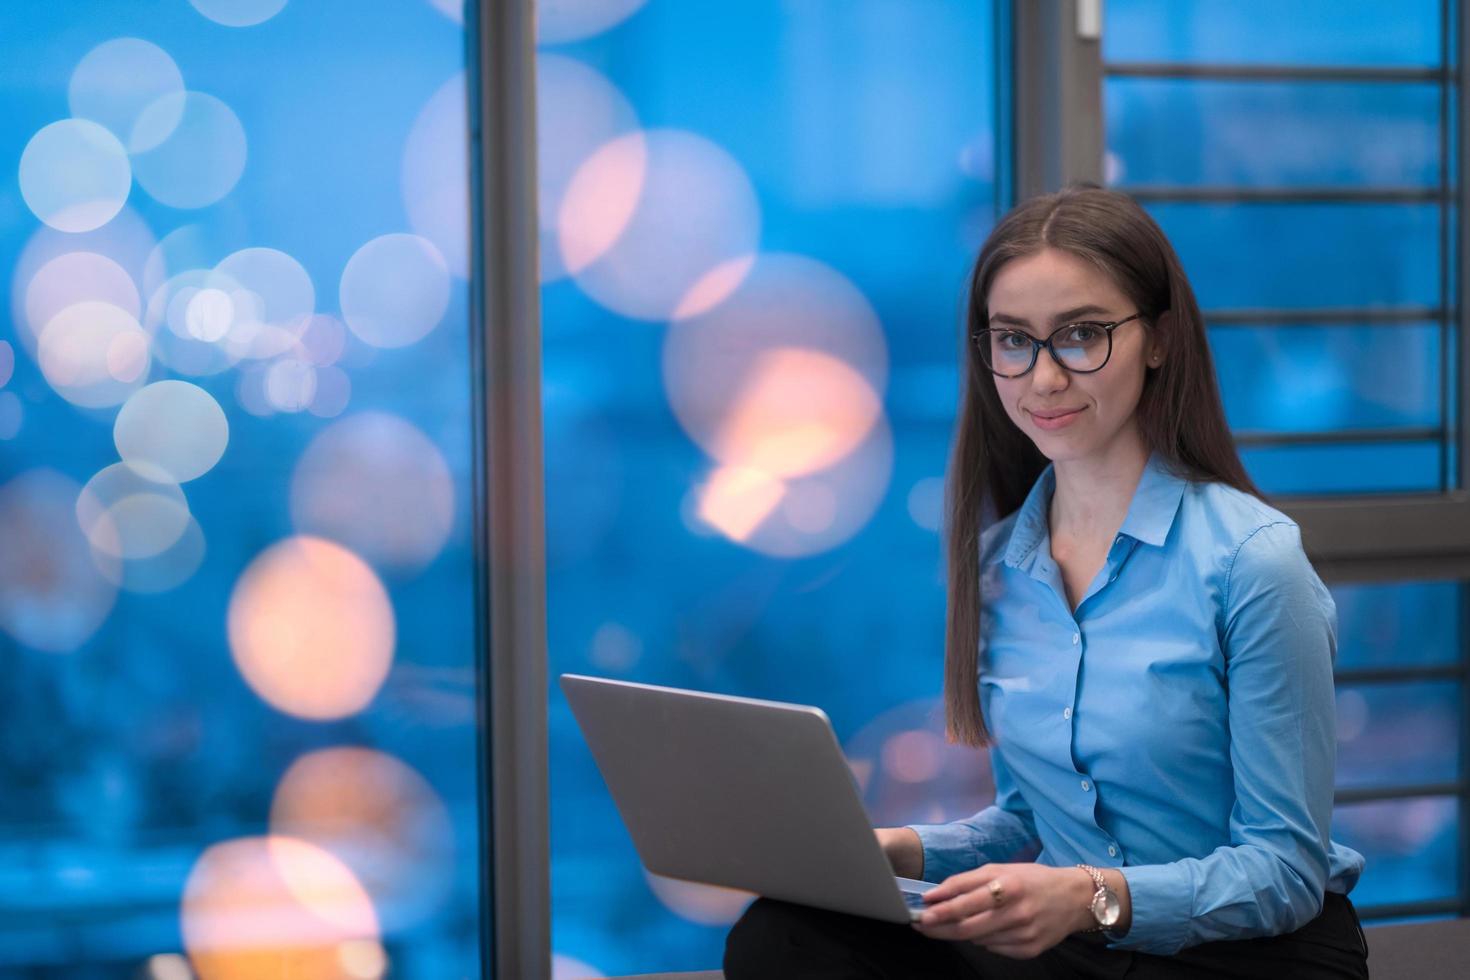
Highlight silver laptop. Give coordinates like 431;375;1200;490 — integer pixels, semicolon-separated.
560;673;935;923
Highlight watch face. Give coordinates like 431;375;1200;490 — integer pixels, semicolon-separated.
1092;889;1122;928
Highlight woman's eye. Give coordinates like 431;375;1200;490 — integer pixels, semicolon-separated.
1064;323;1102;343
998;332;1030;350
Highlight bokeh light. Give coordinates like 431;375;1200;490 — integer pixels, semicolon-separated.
77;461;191;561
131;92;247;209
12;206;156;327
0;470;118;653
211;247;315;359
308;365;352;418
552;954;606;980
644;871;753;926
22;252;141;359
186;0;289;29
180;835;379;980
265;356;316;412
691;418;893;557
37;300;151;408
270;747;455;930
147;953;194;980
401;74;469;278
906;476;945;532
844;699;996;828
146;270;243;377
339;233;450;348
0;341;13;387
104;515;207;594
290;413;455;574
422;0;462;23
115;380;230;482
227;536;395;720
537;55;638;282
536;0;649;45
19;119;132;233
559;129;760;321
68;38;185;152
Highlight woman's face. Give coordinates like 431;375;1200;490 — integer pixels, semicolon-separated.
984;247;1159;466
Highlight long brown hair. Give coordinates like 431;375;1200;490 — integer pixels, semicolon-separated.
944;185;1260;747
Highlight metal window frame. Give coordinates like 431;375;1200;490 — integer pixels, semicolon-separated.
474;1;549;978
1008;0;1470;921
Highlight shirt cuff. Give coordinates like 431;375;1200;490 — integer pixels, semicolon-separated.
1109;863;1195;955
904;821;1036;883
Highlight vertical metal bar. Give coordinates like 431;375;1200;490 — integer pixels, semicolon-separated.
475;0;549;977
995;0;1015;211
1440;0;1453;494
1454;0;1470;921
1012;0;1104;201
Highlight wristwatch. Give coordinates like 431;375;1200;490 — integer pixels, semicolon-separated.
1076;864;1121;933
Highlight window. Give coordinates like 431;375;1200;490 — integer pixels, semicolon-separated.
0;2;485;974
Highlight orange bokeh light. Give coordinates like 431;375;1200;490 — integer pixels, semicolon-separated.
227;536;395;720
181;835;379;980
270;747;454;929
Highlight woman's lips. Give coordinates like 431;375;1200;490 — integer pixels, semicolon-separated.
1029;407;1086;431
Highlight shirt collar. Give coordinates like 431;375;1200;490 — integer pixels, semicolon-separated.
1001;451;1188;568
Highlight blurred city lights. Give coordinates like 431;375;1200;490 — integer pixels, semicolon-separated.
37;300;151;407
644;871;754;926
560;129;760;320
401;74;470;278
115;380;230;482
0;470;119;653
270;747;455;930
537;55;638;283
69;38;185;152
186;0;289;29
180;835;379;980
131;92;247;209
536;0;649;45
290;413;455;574
339;233;450;349
18;119;132;233
227;536;395;720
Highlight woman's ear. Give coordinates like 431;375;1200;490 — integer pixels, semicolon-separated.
1147;310;1172;367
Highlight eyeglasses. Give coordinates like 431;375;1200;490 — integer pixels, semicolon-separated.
972;313;1144;378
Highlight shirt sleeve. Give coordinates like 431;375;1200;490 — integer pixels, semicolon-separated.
1111;521;1338;954
904;743;1043;882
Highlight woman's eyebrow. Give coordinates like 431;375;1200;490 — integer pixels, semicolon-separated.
989;304;1114;327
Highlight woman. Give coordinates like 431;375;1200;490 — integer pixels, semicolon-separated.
724;186;1369;979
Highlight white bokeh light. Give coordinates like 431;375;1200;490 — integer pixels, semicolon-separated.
19;119;132;233
401;75;469;278
77;461;191;562
0;341;14;388
290;412;455;574
211;247;316;359
114;380;230;483
537;55;638;283
339;234;450;349
309;365;352;418
146;270;242;377
265;356;317;412
187;0;289;28
23;251;141;359
105;515;207;594
537;0;649;44
37;301;151;408
131;92;247;209
68;38;185;152
0;469;118;653
0;394;20;441
560;129;760;321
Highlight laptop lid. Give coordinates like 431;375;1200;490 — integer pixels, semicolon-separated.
560;673;918;924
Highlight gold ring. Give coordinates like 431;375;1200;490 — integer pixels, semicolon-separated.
989;879;1005;906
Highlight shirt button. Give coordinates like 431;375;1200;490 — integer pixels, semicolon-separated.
1063;707;1073;720
1108;845;1118;857
1072;632;1080;645
1080;779;1090;792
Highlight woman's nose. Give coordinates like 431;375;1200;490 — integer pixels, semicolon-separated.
1029;349;1070;393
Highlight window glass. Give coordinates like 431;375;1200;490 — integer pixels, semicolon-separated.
1104;1;1442;68
1333;797;1459;907
1336;682;1459;789
1332;581;1463;671
0;2;482;976
537;1;996;974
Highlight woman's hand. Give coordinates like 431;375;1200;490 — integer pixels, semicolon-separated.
911;862;1100;959
873;827;924;880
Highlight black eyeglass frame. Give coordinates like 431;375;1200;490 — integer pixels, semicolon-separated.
972;312;1145;378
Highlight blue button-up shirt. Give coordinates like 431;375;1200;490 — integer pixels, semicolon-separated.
908;452;1364;955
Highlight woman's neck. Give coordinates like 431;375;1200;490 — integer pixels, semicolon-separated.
1048;430;1151;545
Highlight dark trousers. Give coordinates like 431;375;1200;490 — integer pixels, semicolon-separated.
725;891;1369;979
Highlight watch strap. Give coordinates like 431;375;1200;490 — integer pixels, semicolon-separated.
1075;863;1109;933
